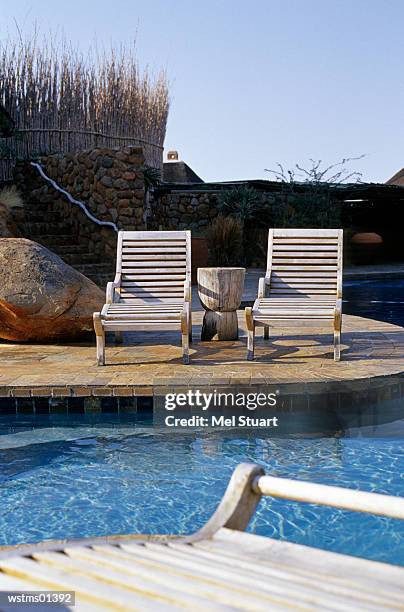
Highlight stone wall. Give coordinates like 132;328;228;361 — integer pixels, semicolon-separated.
42;146;145;228
151;189;220;232
12;154;404;269
151;181;404;266
151;185;295;234
151;183;341;233
13;146;146;259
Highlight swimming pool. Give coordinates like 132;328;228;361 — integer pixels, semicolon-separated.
344;278;404;326
0;413;403;566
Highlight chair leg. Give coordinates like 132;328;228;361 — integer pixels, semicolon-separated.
264;326;270;340
334;312;342;362
181;313;190;364
334;330;341;362
188;309;193;343
93;312;105;366
245;307;255;361
247;329;255;361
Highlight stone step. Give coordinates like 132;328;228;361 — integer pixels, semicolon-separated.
23;210;62;223
32;234;78;246
30;244;113;277
75;263;115;274
23;221;71;235
57;253;94;265
53;244;90;255
75;268;113;288
23;201;53;211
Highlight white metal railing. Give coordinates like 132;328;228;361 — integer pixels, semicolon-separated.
253;474;404;520
30;162;118;232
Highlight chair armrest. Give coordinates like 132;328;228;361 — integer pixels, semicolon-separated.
184;280;191;303
258;277;270;298
106;274;121;304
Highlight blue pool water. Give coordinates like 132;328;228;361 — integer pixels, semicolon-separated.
344;278;404;326
0;414;403;566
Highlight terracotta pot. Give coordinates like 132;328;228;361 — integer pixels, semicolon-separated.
191;237;209;284
350;232;383;264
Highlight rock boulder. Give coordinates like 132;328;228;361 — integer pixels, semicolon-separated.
0;238;105;341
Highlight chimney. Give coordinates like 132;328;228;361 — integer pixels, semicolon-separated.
167;150;179;161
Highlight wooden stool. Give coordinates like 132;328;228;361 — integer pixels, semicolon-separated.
198;267;245;340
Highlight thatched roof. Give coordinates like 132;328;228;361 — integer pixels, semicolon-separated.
163;161;203;184
155;179;404;205
386;168;404;187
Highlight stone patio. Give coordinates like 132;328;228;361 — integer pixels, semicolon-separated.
1;310;404;403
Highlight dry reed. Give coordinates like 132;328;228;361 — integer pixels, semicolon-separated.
0;33;169;180
206;215;244;266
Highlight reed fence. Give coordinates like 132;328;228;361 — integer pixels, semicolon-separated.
0;36;169;181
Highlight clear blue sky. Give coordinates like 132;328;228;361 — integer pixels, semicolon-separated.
1;0;403;183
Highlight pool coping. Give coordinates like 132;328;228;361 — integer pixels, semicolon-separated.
1;371;404;417
1;370;404;398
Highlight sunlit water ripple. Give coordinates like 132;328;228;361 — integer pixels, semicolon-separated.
0;417;403;566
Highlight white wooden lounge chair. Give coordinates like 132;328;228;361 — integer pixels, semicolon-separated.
93;230;192;365
246;228;343;361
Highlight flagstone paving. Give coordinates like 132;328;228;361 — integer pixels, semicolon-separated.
1;312;404;399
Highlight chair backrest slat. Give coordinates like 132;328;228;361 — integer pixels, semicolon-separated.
116;230;191;302
267;229;343;298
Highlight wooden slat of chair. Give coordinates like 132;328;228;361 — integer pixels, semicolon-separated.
131;544;344;610
118;543;325;610
120;230;189;239
104;314;182;321
120;259;187;265
273;229;339;237
0;556;156;611
106;304;184;309
246;228;343;361
164;542;386;611
272;265;338;271
269;282;337;288
32;551;226;611
187;540;398;607
119;274;187;280
271;273;338;280
273;243;338;249
122;246;187;252
93;230;192;365
106;300;185;308
271;257;337;264
203;530;404;604
119;291;185;299
64;546;281;610
268;289;336;295
108;300;182;312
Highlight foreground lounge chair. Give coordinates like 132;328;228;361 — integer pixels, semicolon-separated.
0;463;402;609
93;230;192;365
246;228;343;361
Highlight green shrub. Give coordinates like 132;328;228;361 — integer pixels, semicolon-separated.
218;185;261;225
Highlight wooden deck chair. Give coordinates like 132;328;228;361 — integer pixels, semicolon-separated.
93;230;192;365
246;229;343;361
